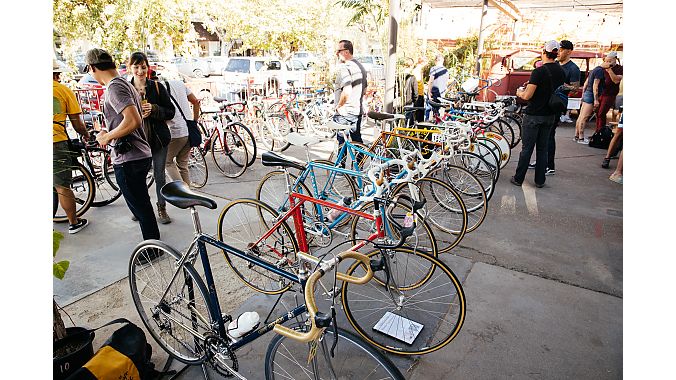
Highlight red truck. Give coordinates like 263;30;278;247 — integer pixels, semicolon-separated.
478;49;606;101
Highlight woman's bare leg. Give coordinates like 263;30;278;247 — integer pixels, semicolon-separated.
576;102;594;139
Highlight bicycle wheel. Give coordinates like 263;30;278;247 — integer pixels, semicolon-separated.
487;119;515;149
217;198;299;294
467;140;501;183
480;132;511;169
349;198;438;258
129;240;212;364
227;121;257;167
255;170;325;246
260;115;292;152
188;147;208;188
341;247;466;355
265;327;404;380
84;147;122;207
503;114;522;147
446;151;498;202
53;162;96;223
211;129;249;178
392;178;468;253
310;159;358;228
427;165;488;233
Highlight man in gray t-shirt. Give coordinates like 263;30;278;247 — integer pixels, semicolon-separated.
426;54;449;119
333;40;367;145
89;48;161;245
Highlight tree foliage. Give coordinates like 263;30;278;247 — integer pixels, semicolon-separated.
53;0;193;63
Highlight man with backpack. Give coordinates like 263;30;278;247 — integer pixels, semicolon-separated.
333;40;367;146
510;40;566;189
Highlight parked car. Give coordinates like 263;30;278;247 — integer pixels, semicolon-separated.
170;57;211;78
220;56;310;99
354;55;385;81
203;56;229;75
291;51;317;68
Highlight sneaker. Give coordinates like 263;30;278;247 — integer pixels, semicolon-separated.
560;115;573;123
545;168;555;176
535;183;545;188
528;161;536;169
609;173;623;185
68;218;89;234
573;136;579;142
601;158;610;169
510;176;522;187
577;138;590;144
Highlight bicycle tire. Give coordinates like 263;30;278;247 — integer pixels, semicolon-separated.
265;326;405;380
503;114;522;148
426;165;488;233
349;198;438;258
211;129;249;178
84;147;122;207
217;198;299;294
53;162;96;223
129;239;212;364
488;119;515;149
480;132;511;169
467;140;501;182
261;114;292;152
188;147;208;188
227;121;257;167
391;178;468;253
341;247;466;355
446;151;498;202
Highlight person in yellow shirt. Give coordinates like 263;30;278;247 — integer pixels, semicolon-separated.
53;60;91;233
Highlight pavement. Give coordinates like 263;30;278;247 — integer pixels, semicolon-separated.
54;119;622;379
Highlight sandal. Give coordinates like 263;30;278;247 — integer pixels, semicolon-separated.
601;157;610;169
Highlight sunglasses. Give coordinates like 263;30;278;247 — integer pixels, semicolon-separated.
336;48;348;54
85;65;91;73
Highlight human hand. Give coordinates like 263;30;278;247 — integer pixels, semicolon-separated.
96;130;109;147
593;100;599;109
141;103;152;118
600;62;611;69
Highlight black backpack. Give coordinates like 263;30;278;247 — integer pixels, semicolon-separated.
588;125;614;149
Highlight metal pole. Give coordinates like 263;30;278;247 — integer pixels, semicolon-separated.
384;0;399;113
475;0;489;76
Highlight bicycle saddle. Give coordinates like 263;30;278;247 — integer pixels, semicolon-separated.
160;181;217;210
286;132;319;147
261;151;306;171
367;111;404;121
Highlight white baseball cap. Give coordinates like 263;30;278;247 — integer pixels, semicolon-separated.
53;59;66;73
543;40;559;53
605;51;618;59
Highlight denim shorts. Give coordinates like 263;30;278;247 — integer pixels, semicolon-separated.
582;91;594;104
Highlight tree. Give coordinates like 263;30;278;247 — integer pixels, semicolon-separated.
53;0;194;63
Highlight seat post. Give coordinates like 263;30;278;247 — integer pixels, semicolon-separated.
191;207;203;236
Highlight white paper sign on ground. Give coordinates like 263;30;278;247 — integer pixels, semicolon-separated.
372;311;424;345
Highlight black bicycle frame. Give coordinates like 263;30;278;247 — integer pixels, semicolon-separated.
191;233;306;350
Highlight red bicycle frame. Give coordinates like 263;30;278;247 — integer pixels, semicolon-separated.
251;191;385;256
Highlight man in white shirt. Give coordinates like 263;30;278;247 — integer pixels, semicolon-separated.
163;79;200;184
333;40;367;145
426;54;449;120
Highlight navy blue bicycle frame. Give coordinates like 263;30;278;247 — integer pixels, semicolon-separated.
187;233;307;351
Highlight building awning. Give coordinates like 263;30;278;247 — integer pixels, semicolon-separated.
423;0;623;16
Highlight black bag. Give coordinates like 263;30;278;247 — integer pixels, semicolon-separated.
542;64;567;114
64;318;170;380
588;125;614;149
165;81;202;147
146;120;172;152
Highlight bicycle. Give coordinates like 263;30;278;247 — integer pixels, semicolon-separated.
196;109;249;178
221;158;466;354
129;181;405;378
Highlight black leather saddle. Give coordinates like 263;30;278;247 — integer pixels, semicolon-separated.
160;181;217;210
367;111;404;121
261;151;306;171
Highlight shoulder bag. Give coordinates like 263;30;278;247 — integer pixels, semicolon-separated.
542;64;567;114
165;81;202;147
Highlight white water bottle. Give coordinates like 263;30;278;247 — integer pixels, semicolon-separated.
327;197;352;222
227;311;260;339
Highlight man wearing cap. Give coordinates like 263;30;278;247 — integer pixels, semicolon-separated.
86;48;161;246
595;51;623;133
545;40;580;175
511;40;565;189
53;60;91;233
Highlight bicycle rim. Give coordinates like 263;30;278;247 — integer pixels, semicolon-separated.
342;247;466;355
188;147;208;188
53;162;95;222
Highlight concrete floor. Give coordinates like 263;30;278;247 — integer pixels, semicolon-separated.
55;120;622;379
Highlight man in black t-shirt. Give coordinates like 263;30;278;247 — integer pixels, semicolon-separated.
511;40;566;188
